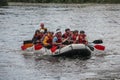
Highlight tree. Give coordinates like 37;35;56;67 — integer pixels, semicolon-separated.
0;0;8;6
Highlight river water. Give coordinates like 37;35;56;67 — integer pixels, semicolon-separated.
0;4;120;80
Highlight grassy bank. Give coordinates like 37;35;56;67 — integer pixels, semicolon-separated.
8;0;120;3
0;0;120;6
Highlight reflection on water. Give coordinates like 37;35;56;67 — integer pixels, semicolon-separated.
0;4;120;80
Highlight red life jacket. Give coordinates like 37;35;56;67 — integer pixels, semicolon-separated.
34;34;39;38
34;33;42;38
53;34;62;46
47;36;53;45
56;35;62;43
72;34;78;41
78;34;87;44
62;33;69;39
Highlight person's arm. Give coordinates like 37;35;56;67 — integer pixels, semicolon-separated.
53;37;61;45
62;37;69;43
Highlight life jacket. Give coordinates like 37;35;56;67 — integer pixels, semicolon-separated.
52;34;62;46
78;34;87;44
47;36;53;45
62;33;69;39
55;34;62;43
72;34;78;41
43;33;53;46
34;33;43;40
40;33;47;43
40;28;47;33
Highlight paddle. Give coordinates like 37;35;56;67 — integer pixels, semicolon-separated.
50;46;58;53
50;40;105;53
88;40;105;51
22;40;42;50
34;44;43;50
94;44;105;51
92;39;103;44
21;45;27;50
21;40;33;50
24;40;33;44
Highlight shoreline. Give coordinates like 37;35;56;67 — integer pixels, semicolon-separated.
8;2;120;6
8;2;102;6
8;2;93;5
8;2;96;7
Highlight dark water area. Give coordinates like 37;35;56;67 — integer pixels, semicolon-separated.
0;4;120;80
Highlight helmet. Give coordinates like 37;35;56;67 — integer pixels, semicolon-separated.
40;23;44;27
35;30;40;34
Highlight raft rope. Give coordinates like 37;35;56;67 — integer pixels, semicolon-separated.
69;44;73;51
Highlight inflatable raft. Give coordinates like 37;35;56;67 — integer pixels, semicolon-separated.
22;44;92;58
21;40;104;57
52;44;92;57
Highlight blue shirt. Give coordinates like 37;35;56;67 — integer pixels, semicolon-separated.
53;37;58;43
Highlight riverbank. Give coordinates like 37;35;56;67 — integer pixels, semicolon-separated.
8;2;120;8
8;2;91;6
8;2;96;7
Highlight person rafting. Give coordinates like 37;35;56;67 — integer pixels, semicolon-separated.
42;31;53;49
52;29;64;48
32;30;43;44
62;28;73;45
72;30;79;44
39;23;47;34
78;30;88;45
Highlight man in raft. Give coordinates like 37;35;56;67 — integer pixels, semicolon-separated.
78;30;88;45
62;28;73;45
42;31;54;49
52;29;64;48
71;30;79;44
39;23;47;34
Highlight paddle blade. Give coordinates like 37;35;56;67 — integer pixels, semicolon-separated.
24;40;33;44
34;44;43;50
21;45;27;51
50;46;57;53
94;45;105;51
93;40;103;44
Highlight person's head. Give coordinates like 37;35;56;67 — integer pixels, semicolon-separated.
51;32;54;35
74;30;78;35
80;30;85;35
40;23;44;28
56;29;62;36
65;28;70;33
57;31;62;36
47;31;53;37
35;30;40;35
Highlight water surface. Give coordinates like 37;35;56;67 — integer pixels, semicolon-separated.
0;4;120;80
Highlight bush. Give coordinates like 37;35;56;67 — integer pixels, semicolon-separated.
0;0;8;6
7;0;120;3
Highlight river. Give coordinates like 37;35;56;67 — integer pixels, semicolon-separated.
0;3;120;80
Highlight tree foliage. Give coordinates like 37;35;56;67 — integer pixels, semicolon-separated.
0;0;8;6
5;0;120;4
